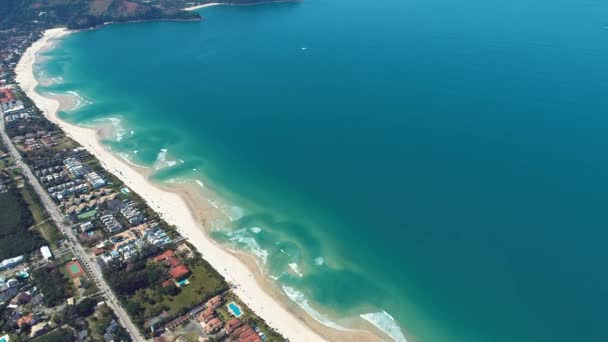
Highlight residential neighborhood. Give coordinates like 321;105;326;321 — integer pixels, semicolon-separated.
1;14;286;342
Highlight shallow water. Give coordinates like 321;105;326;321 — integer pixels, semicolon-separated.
37;0;608;341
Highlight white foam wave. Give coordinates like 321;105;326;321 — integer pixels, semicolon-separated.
226;228;268;264
226;205;244;221
314;256;325;266
66;90;92;110
288;263;303;277
195;179;205;188
249;227;261;234
360;311;407;342
97;117;127;142
282;286;349;331
116;153;150;169
155;148;181;170
280;249;292;257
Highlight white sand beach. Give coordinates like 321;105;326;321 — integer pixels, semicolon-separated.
184;3;223;11
16;27;327;342
16;27;387;342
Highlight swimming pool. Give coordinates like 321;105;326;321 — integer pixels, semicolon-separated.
227;302;242;317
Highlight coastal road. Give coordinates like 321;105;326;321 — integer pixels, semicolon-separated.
0;114;145;342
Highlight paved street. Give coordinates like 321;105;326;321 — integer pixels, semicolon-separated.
0;114;145;342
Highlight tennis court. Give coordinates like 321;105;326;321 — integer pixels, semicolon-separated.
65;260;85;278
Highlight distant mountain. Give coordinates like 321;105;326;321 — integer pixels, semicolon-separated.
0;0;203;30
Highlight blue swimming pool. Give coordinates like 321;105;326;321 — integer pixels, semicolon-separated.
228;302;242;317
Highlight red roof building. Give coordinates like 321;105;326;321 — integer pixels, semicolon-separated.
154;249;175;263
241;334;262;342
165;256;181;267
17;313;34;328
169;265;190;280
225;318;242;334
205;317;223;334
0;88;15;104
161;280;174;288
240;327;256;340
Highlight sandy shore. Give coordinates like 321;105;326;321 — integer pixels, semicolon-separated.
16;28;386;342
184;2;223;11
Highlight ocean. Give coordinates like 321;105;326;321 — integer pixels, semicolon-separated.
36;0;608;341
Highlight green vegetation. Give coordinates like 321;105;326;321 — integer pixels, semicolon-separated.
105;261;165;297
222;292;286;342
19;183;63;249
109;255;227;330
0;185;45;259
0;0;200;31
75;297;98;317
86;304;115;340
32;328;74;342
32;267;73;307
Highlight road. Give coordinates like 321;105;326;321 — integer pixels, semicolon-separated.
0;114;145;342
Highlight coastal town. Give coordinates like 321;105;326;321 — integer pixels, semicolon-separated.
0;2;294;342
0;56;285;342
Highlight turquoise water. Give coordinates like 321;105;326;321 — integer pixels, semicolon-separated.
37;0;608;341
228;302;243;317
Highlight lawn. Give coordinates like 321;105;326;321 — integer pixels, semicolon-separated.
77;209;97;221
159;263;227;317
0;186;44;258
20;183;63;249
0;155;13;169
126;261;228;326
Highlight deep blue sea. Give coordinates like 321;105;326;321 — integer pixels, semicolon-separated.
37;0;608;341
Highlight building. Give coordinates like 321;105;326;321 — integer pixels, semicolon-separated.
169;265;190;280
64;158;86;177
40;246;52;260
85;172;106;189
80;221;94;232
225;318;243;334
29;322;48;338
0;255;24;271
153;249;175;263
101;214;123;234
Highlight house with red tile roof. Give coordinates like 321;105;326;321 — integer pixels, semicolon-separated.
225;318;242;334
205;317;223;334
17;313;34;328
169;265;190;280
165;256;181;267
154;249;175;263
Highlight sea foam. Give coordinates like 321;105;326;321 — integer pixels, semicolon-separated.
314;256;325;266
249;227;262;234
155;148;182;169
282;286;349;331
66;90;92;110
225;228;269;264
288;262;303;277
360;311;407;342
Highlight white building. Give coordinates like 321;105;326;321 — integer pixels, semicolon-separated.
40;246;52;260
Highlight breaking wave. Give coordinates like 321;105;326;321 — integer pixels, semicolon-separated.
288;262;303;277
155;148;183;170
66;90;92;110
282;286;349;331
249;227;261;234
225;228;269;264
360;311;407;342
314;256;325;266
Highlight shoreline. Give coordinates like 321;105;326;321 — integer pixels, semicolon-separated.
17;28;388;342
183;1;302;11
